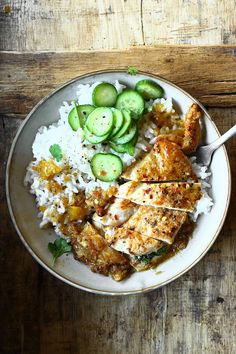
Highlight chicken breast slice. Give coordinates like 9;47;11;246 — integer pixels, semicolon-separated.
122;138;196;182
128;213;194;271
116;181;202;212
157;104;202;154
71;222;131;281
182;103;202;154
124;206;187;244
105;227;165;256
92;198;138;230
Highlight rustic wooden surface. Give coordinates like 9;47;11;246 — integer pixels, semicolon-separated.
1;1;236;353
0;0;236;50
1;46;236;119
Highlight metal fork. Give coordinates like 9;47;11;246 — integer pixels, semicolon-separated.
196;124;236;166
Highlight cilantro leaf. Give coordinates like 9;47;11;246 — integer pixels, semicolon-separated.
135;246;168;264
48;238;72;265
49;144;62;162
127;66;139;75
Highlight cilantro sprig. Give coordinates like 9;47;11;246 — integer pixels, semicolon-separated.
49;144;62;162
127;66;139;75
48;238;72;265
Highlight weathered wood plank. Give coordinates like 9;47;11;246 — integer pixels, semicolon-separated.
0;0;236;51
142;0;236;46
0;0;143;51
1;46;236;118
1;108;236;354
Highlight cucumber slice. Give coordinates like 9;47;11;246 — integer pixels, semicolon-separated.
111;121;137;145
92;83;118;107
115;89;144;119
110;132;138;156
135;79;164;100
110;109;131;140
77;105;95;124
68;103;95;131
68;103;81;131
90;153;123;182
86;107;113;137
126;144;136;156
83;126;110;144
109;109;124;138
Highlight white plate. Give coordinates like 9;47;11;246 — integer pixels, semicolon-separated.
6;71;231;295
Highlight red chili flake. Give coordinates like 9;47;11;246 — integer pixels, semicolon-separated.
145;146;150;152
149;195;153;199
142;174;148;179
96;206;106;217
145;188;151;194
114;214;119;221
100;170;107;176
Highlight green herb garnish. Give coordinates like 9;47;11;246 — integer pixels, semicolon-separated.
127;66;139;75
48;238;72;265
135;246;168;264
49;144;62;162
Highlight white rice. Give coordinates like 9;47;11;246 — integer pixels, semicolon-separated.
25;81;213;230
190;157;214;221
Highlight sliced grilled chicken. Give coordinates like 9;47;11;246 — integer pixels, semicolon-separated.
182;103;202;154
156;104;202;154
105;227;165;256
71;222;131;281
128;215;194;272
122;138;196;182
116;181;202;212
124;206;187;244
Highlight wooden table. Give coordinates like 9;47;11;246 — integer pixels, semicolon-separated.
1;2;236;353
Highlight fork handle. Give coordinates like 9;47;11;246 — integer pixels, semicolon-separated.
210;124;236;150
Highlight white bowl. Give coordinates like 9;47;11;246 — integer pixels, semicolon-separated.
6;70;231;295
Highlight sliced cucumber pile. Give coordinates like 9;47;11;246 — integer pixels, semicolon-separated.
92;83;118;107
67;79;164;181
90;153;123;182
135;79;164;100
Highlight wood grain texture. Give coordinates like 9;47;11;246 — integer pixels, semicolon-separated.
0;0;236;51
1;0;236;353
1;46;236;118
1;108;236;354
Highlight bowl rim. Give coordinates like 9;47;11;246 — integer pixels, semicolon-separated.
6;69;232;295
